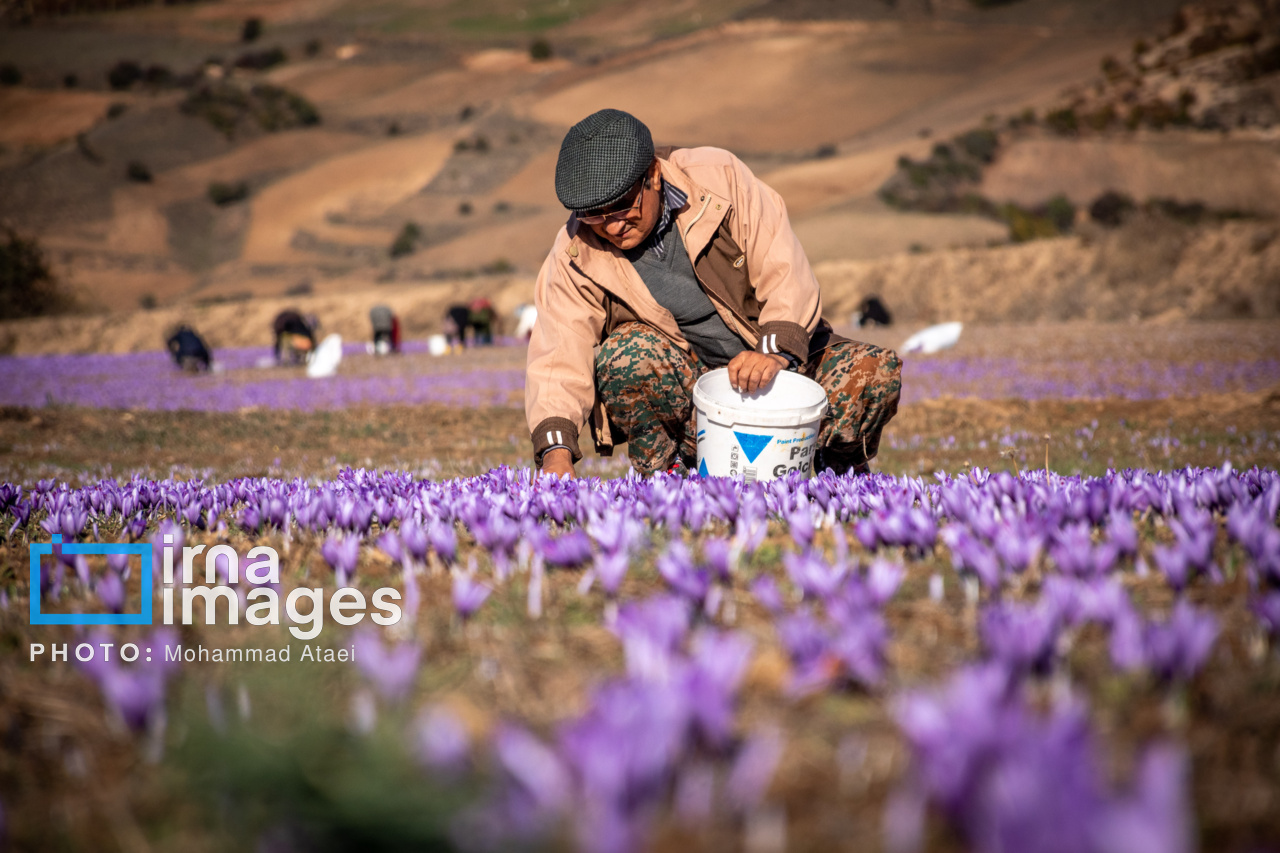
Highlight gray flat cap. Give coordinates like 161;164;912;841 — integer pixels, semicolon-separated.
554;108;654;212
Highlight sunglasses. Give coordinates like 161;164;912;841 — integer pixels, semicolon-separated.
575;176;647;225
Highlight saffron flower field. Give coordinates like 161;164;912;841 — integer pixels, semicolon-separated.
3;320;1279;851
1;345;1276;411
5;460;1280;851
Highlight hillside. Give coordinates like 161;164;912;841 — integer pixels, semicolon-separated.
0;0;1276;352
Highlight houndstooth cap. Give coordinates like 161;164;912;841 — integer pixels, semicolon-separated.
554;108;654;213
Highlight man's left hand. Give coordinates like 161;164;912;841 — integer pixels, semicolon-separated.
727;351;789;394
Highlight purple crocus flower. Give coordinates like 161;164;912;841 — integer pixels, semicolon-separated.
107;552;131;578
686;630;754;747
78;627;180;732
750;575;786;614
701;537;733;581
726;724;784;812
613;595;692;682
494;724;572;813
377;531;405;566
786;505;815;548
777;608;838;695
1049;523;1100;578
656;542;710;602
539;529;594;569
1111;600;1219;682
351;628;421;701
866;558;904;606
320;534;360;587
784;547;847;600
979;601;1061;675
1253;592;1280;637
1152;545;1192;593
96;571;125;613
831;613;887;687
1143;601;1219;682
1095;745;1192;853
72;554;91;588
595;550;630;597
429;521;458;565
98;665;168;731
400;521;430;564
452;571;492;621
1106;511;1139;557
415;704;471;771
942;528;1002;589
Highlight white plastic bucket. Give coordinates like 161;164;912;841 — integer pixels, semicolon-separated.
692;368;827;481
306;334;343;378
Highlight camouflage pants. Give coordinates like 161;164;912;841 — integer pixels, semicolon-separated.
595;322;902;476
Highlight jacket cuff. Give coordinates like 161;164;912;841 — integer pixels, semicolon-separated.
532;418;582;466
756;321;811;365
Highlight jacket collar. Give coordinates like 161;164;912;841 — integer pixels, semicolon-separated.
562;155;731;275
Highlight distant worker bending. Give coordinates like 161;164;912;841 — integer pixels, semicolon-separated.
369;304;400;355
469;297;497;346
525;109;901;479
166;324;212;373
272;309;317;365
443;304;471;353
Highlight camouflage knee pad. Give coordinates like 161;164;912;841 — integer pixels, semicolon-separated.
595;323;706;475
805;341;902;475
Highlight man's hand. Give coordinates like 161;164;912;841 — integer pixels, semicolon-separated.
727;351;789;394
540;447;576;480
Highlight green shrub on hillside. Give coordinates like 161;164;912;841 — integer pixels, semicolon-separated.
956;128;998;163
877;126;998;214
143;64;173;87
107;60;143;90
1044;195;1076;232
1001;203;1061;243
242;17;262;43
181;81;320;137
252;84;319;129
235;47;287;71
1085;104;1117;131
0;63;21;86
1089;191;1136;227
530;38;553;61
126;161;153;183
208;181;250;206
1;225;73;319
390;222;421;258
1044;107;1079;135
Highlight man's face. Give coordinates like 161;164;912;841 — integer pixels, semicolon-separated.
583;161;663;251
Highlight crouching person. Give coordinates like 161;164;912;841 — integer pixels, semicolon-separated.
526;109;901;479
166;324;212;373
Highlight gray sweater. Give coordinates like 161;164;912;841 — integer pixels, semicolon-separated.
625;212;746;367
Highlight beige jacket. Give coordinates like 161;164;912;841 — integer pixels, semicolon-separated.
525;146;841;463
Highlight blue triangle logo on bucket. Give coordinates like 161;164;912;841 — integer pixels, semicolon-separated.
698;458;709;478
733;431;773;463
